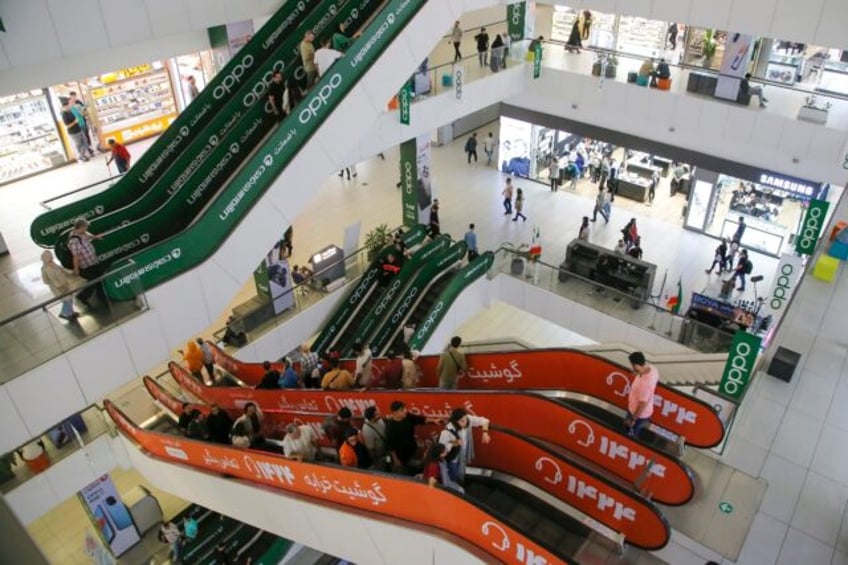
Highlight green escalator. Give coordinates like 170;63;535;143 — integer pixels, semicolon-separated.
309;224;427;355
364;240;467;355
330;235;451;356
101;0;433;301
42;0;384;270
30;0;319;247
404;251;494;352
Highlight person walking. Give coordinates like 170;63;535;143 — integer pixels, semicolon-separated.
437;336;467;389
450;21;463;62
60;97;92;162
438;407;491;484
512;188;526;222
648;170;659;205
705;239;728;274
300;31;317;89
581;10;593;40
732;250;752;292
483;132;496;166
578;216;590;241
598;156;610;190
502;178;514;215
474;27;490;67
464;224;479;261
428;198;441;238
666;23;678;50
41;250;78;321
266;70;286;121
68;218;106;308
732;216;747;244
625;352;659;439
591;186;606;223
106;139;131;173
197;338;215;383
548;158;560;192
602;188;613;224
464;133;478;164
565;20;582;53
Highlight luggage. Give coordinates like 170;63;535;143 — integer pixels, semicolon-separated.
720;278;734;298
627;71;638;84
511;257;525;275
442;73;453;87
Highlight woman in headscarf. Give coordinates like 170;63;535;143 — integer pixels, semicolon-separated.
438;408;491;484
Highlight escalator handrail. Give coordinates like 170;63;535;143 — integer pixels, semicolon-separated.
104;399;569;564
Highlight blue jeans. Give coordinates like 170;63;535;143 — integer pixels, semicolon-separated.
625;411;650;438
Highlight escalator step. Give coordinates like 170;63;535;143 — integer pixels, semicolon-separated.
532;518;565;548
558;529;591;556
485;489;517;514
507;504;541;530
466;482;492;500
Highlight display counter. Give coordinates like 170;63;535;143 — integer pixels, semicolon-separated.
0;91;68;185
561;239;656;308
679;292;750;352
765;55;801;84
626;161;662;181
816;62;848;96
616;173;651;202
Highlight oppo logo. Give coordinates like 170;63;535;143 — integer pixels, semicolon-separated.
403;161;414;193
510;4;522;25
298;73;343;124
770;264;794;310
213;54;255;99
242;59;286;107
722;342;753;395
798;206;823;250
399;86;410;122
455;69;463;100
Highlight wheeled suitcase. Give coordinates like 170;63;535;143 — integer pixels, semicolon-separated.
627;71;638;84
511;257;525;275
720;278;734;298
442;73;453;87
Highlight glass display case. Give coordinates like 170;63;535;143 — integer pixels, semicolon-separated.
616;16;667;58
85;62;178;145
0;90;68;185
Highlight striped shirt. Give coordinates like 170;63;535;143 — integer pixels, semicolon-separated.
68;233;98;268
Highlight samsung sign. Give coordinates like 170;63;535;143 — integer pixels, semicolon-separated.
758;173;818;200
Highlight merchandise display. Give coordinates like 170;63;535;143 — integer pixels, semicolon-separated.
86;62;178;145
0;90;67;185
616;16;667;58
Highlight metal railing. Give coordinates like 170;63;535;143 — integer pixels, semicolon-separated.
491;246;736;355
38;172;125;211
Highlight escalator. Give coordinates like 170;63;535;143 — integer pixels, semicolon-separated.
106;399;572;564
30;0;321;247
337;348;725;448
44;0;385;270
142;375;670;551
82;0;460;301
167;363;696;507
324;234;450;357
364;241;467;355
310;225;428;356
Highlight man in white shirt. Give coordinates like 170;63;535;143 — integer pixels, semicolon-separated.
281;424;318;461
353;341;373;387
361;406;388;468
315;38;343;77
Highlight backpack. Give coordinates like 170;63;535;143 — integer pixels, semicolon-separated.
444;426;462;461
743;259;753;274
55;233;80;270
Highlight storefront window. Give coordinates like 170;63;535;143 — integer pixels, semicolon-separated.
684;28;727;71
616;16;668;59
0;90;68;185
551;7;615;50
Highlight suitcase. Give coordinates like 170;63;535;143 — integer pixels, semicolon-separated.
720;278;734;298
511;257;525;275
442;73;453;87
627;71;638;84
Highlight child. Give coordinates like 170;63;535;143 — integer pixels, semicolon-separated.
512;188;526;222
41;250;78;320
106;139;131;173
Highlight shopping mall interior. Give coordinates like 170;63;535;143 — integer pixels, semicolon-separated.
1;0;848;563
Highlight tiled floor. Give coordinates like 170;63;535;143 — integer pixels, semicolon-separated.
2;11;847;565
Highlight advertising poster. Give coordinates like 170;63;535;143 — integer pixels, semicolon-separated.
265;242;294;314
715;32;754;100
497;117;532;177
416;132;434;225
718;331;762;402
761;253;803;323
78;475;140;557
400;138;418;227
795;198;830;255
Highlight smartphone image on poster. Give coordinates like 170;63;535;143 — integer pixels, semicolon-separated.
93;505;115;543
105;495;135;531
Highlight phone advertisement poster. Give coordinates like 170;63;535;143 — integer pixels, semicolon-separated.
78;475;141;557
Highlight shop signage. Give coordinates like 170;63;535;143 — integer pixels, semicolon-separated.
399;82;411;124
758;173;818;200
105;400;562;564
533;42;542;79
454;67;463;100
101;0;424;300
168;370;695;506
400;137;417;227
795;198;830;255
29;0;322;246
762;253;803;320
718;331;762;402
327;348;723;448
507;2;526;42
78;475;141;557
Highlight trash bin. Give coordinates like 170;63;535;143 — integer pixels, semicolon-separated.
767;347;801;383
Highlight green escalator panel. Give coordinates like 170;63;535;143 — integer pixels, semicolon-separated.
310;224;426;355
407;251;494;351
30;0;316;247
50;0;383;269
102;0;429;301
368;240;467;353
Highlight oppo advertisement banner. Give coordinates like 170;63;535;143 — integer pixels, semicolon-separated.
416;132;434;225
715;32;754;100
796;198;830;255
507;2;526;41
79;475;140;557
761;253;803;322
719;331;762;402
400;138;418;227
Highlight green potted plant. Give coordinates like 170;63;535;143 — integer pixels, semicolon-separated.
364;223;391;261
702;30;717;68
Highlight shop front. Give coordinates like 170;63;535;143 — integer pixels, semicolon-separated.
550;7;676;59
0;90;68;184
684;169;840;257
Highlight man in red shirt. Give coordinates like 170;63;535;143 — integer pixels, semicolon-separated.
107;139;131;173
625;351;659;439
